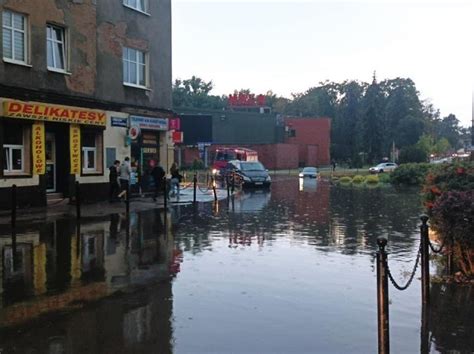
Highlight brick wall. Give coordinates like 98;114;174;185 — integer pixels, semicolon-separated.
285;118;331;166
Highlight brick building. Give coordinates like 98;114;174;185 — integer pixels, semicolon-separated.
0;0;173;208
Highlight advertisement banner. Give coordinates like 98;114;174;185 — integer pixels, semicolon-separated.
70;125;81;174
172;131;183;143
32;122;45;175
3;100;106;126
130;115;168;131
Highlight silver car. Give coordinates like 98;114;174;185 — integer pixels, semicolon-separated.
369;162;398;174
299;167;318;178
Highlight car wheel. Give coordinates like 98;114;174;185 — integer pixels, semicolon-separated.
379;169;384;173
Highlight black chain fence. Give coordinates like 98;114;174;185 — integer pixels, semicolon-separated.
386;241;422;291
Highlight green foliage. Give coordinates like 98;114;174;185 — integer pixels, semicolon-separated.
422;162;474;208
352;175;365;183
399;145;428;163
390;163;432;185
365;174;379;184
172;76;227;110
377;173;391;184
431;190;474;277
339;176;352;183
191;159;205;170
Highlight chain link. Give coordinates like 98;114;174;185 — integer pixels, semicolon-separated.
386;241;422;291
428;239;445;254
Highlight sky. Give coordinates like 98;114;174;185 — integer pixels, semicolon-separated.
172;0;473;127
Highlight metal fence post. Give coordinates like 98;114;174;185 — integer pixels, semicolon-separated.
163;176;168;209
420;215;430;305
231;172;235;193
446;234;454;276
212;176;218;202
11;184;17;230
75;181;81;219
226;174;230;197
193;173;197;204
125;181;130;214
376;237;390;354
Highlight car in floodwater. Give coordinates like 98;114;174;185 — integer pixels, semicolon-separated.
299;166;318;178
369;162;398;174
228;160;271;188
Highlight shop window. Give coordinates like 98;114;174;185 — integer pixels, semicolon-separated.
2;10;28;64
2;122;31;175
82;130;103;174
46;24;67;72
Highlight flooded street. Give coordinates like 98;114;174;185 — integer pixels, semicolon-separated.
0;176;472;353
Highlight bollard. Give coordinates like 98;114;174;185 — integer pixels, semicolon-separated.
226;174;230;197
75;181;81;219
11;184;17;230
446;234;454;276
125;181;130;214
376;237;390;354
163;176;168;209
193;173;197;204
420;215;430;305
212;176;218;202
420;301;430;354
206;173;209;186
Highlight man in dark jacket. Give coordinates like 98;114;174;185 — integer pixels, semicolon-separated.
151;163;166;202
109;160;120;202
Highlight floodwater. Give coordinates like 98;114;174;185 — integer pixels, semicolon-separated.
0;176;472;353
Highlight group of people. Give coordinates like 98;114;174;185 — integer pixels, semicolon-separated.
109;158;182;202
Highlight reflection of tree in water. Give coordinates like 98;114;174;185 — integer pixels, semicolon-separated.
428;283;474;353
329;185;423;255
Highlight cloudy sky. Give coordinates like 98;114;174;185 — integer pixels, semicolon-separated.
172;0;472;127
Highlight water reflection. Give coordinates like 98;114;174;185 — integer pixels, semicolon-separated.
0;177;472;353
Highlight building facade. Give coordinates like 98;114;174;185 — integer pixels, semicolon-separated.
0;0;173;208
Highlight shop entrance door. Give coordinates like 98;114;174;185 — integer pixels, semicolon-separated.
46;133;56;192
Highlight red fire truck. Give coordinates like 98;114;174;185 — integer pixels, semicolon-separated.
212;147;258;175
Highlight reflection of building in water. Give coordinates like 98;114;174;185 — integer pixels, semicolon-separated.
0;209;176;329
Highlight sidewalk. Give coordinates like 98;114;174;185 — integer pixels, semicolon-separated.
0;185;233;225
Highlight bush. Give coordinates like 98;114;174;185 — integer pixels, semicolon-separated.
352;175;365;183
423;162;474;209
365;174;379;184
399;145;428;163
431;190;474;277
339;176;352;183
377;173;391;184
191;159;205;170
390;163;431;185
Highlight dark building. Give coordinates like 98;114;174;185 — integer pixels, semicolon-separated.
0;0;173;209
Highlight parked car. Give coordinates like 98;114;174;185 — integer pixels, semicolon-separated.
369;162;398;174
228;160;271;188
299;166;318;178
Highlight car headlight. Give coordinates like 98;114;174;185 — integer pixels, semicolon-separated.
266;175;272;181
242;175;251;182
298;173;304;177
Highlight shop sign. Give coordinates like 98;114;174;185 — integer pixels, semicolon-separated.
111;116;128;128
3;100;106;126
129;126;141;140
228;93;266;107
70;125;81;174
169;117;181;130
32;122;46;175
172;131;183;143
130;115;168;131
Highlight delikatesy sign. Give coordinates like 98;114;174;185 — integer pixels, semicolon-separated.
130;115;168;131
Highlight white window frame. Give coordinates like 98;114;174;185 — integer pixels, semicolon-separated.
123;0;150;15
2;10;28;64
46;24;67;72
122;46;148;88
3;144;24;173
82;146;97;173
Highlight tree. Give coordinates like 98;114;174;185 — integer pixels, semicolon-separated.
399;145;428;163
172;76;226;110
435;114;462;148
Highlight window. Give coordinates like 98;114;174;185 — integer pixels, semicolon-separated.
82;130;103;174
123;0;149;14
2;122;31;175
2;10;27;63
46;24;66;71
123;47;147;87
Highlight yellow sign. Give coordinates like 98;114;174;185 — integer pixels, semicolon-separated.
3;100;106;126
32;122;46;175
70;125;81;174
